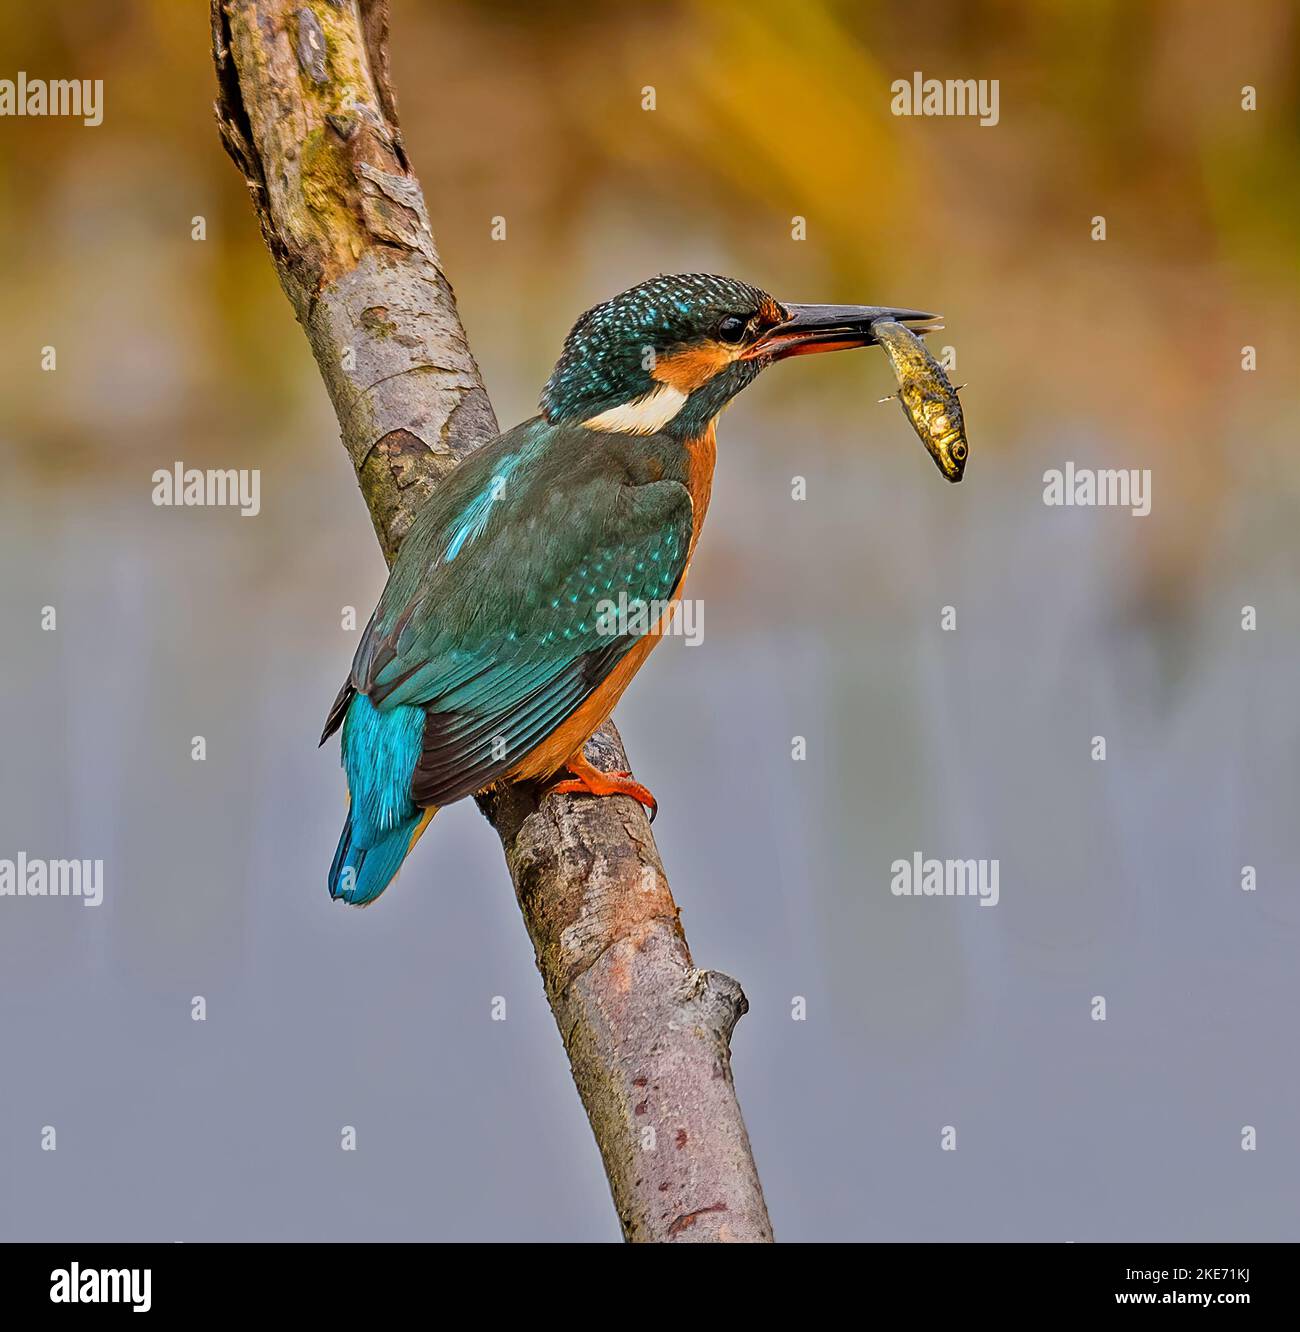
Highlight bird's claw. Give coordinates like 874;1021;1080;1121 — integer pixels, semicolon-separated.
549;767;659;823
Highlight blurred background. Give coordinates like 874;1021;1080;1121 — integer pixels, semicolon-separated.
1;0;1297;1241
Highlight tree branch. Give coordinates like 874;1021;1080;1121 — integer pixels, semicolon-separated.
212;0;772;1242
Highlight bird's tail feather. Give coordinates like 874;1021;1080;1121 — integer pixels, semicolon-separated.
329;806;436;907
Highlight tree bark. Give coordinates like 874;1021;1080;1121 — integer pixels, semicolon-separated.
211;0;772;1242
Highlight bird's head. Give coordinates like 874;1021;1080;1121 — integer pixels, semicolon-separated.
541;273;940;439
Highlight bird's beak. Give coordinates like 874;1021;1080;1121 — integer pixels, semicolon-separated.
744;303;943;362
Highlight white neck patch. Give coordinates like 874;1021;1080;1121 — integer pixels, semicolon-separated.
582;382;688;435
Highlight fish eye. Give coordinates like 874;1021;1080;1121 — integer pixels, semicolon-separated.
717;314;749;344
952;442;967;461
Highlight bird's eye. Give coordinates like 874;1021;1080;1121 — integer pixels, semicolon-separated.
717;314;749;344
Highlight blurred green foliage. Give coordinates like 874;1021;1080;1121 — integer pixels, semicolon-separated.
0;0;1295;572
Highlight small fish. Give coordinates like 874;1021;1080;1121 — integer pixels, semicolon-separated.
871;319;967;483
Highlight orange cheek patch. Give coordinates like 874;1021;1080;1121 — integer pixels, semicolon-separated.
651;344;733;393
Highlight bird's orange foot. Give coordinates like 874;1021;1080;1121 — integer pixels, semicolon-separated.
549;758;659;823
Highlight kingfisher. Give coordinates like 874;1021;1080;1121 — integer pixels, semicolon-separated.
322;273;938;906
